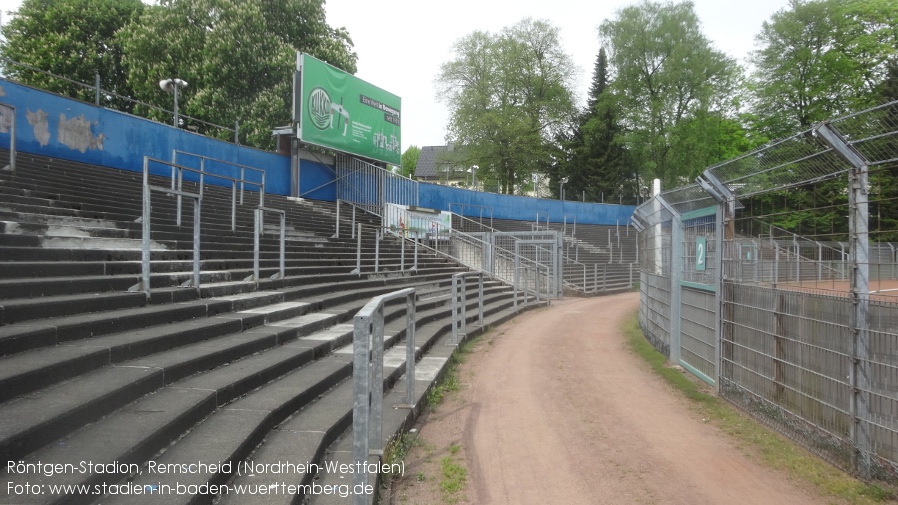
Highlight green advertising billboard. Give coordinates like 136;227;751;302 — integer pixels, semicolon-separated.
297;53;401;166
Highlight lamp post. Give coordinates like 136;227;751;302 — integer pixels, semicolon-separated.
468;165;479;190
159;78;188;127
560;177;569;201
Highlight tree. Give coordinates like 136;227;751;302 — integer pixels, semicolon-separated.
0;0;144;111
400;145;420;179
118;0;357;149
436;18;577;195
749;0;898;138
599;0;742;191
558;47;637;204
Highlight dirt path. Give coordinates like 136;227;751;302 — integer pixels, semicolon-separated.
390;293;825;504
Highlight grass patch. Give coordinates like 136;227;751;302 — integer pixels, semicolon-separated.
440;453;467;503
425;331;487;412
382;432;417;485
622;313;895;504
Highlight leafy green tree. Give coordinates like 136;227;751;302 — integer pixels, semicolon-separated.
878;60;898;102
118;0;357;149
437;18;577;195
749;0;898;138
400;145;420;179
599;0;742;191
0;0;144;111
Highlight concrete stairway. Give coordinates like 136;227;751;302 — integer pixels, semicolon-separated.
0;152;542;505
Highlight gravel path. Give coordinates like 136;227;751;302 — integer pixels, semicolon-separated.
391;293;825;504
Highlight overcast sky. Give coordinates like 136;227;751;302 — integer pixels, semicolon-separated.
0;0;791;154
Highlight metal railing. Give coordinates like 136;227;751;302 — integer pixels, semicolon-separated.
247;206;285;283
336;154;418;217
351;287;417;505
450;272;484;345
0;103;16;175
514;265;540;309
133;157;203;299
171;150;266;229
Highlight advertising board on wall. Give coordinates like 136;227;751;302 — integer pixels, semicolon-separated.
296;53;401;166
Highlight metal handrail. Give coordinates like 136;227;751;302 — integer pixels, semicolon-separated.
245;206;285;284
351;287;417;505
172;150;266;206
171;150;266;228
132;156;203;299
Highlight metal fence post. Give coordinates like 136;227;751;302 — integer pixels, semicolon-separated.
375;229;381;274
816;122;872;478
371;304;385;455
335;200;341;238
278;211;286;280
451;275;459;345
401;233;406;271
192;195;201;291
356;223;362;276
405;293;416;405
253;208;261;283
477;273;484;326
351;314;371;505
141;158;152;300
460;275;467;337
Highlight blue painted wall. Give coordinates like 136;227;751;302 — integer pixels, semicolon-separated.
0;79;634;224
419;183;635;226
0;79;308;196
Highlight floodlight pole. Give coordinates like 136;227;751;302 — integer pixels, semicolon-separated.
160;78;188;128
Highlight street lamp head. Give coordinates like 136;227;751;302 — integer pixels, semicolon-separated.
159;78;188;92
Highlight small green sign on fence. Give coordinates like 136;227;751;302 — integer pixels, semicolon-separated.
696;237;707;271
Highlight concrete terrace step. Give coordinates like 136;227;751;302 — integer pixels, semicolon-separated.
0;278;501;409
88;293;528;505
0;264;464;327
0;289;526;505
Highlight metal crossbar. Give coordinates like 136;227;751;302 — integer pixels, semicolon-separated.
351;287;417;505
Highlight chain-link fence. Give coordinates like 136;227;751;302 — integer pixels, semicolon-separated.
635;99;898;483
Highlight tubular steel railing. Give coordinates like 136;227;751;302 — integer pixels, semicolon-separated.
134;157;203;299
247;206;285;284
351;287;417;505
336;154;418;217
171;150;265;228
450;272;484;345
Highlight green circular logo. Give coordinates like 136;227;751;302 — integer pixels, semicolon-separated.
308;87;332;131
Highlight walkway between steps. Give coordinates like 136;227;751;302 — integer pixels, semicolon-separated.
392;292;824;505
